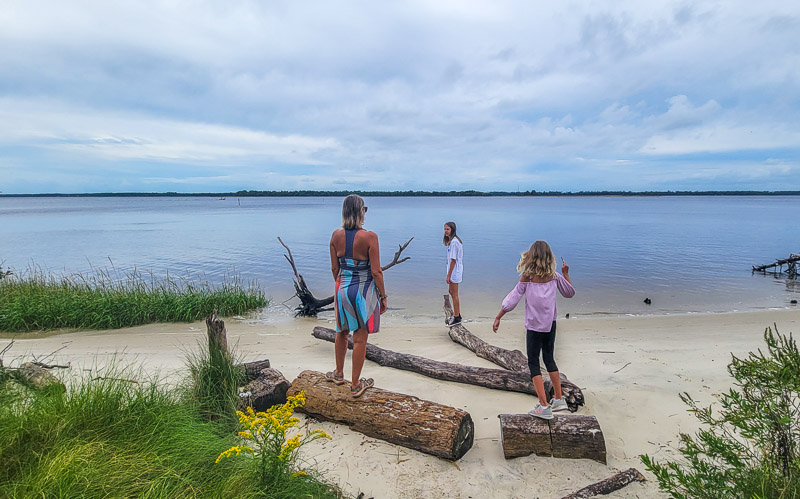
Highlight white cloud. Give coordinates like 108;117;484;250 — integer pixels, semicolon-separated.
0;1;799;192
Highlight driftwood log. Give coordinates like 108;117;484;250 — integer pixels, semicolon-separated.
499;413;606;464
238;368;291;411
443;296;585;412
753;253;800;273
239;359;272;380
278;236;413;317
560;468;646;499
206;310;230;361
204;312;274;384
287;370;474;460
17;362;66;392
313;326;539;394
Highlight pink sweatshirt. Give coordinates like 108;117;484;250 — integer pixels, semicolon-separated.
501;273;575;332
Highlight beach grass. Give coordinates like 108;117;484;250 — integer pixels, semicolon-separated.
0;363;340;498
0;265;267;332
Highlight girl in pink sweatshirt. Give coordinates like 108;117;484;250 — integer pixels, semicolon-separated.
493;240;574;420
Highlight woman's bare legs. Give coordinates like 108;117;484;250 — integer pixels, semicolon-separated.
351;327;369;386
334;329;349;376
449;282;461;317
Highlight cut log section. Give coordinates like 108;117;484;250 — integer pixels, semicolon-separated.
560;468;646;499
499;414;606;464
443;296;585;412
287;370;474;460
313;326;538;394
238;368;290;412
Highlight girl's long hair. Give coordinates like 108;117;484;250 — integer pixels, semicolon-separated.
341;194;365;229
517;240;556;279
443;221;463;246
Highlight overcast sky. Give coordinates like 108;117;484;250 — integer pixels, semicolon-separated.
1;1;798;193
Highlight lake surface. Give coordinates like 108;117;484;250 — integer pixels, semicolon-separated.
2;196;799;323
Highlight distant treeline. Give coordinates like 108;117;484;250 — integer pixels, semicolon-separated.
3;190;800;197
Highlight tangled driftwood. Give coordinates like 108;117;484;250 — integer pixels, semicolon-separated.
278;236;413;317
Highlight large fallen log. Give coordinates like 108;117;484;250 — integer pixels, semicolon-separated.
313;326;538;394
238;367;290;411
443;296;585;412
499;413;606;464
279;236;413;317
287;370;474;460
560;468;646;499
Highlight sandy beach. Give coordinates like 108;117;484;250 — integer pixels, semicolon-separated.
4;308;800;499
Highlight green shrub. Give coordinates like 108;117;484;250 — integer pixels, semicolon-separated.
642;326;800;499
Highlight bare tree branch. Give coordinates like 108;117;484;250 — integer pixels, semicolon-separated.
278;236;413;316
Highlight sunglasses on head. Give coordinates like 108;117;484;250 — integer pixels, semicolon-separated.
362;206;368;213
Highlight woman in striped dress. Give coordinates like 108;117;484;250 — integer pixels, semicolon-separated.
326;194;388;397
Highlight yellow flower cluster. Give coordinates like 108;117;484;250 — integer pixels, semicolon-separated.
215;391;331;471
214;444;254;464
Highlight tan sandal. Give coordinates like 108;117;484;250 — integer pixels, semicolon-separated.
325;371;346;386
350;378;374;398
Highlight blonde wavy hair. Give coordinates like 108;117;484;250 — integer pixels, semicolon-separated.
517;240;556;279
341;194;365;230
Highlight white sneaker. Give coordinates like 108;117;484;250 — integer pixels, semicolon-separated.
549;397;569;412
528;403;553;420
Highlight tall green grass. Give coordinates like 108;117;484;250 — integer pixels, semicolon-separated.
0;265;267;332
0;364;341;498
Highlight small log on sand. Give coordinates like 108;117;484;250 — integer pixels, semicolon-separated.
238;368;290;411
239;359;272;381
287;370;474;460
17;362;65;392
313;326;538;394
443;296;585;412
499;414;606;464
560;468;646;499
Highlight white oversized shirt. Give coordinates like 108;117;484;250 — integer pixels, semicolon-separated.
446;238;463;283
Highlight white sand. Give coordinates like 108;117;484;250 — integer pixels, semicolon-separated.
4;308;800;498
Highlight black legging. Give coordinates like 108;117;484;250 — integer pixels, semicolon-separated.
526;321;558;377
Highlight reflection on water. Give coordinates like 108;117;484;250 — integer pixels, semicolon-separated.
2;195;799;323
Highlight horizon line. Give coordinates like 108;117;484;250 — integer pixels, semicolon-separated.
2;189;800;198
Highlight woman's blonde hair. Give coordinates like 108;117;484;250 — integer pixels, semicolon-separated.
341;194;365;230
517;240;556;279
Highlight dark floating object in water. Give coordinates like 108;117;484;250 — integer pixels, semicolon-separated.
792;300;798;305
565;313;570;319
643;298;652;305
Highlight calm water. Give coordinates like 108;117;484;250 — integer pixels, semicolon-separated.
2;196;798;322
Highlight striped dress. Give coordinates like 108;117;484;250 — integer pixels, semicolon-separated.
335;228;380;334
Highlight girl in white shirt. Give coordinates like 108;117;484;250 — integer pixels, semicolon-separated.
444;221;464;325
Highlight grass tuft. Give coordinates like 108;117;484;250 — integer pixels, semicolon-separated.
0;362;341;498
0;265;267;332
